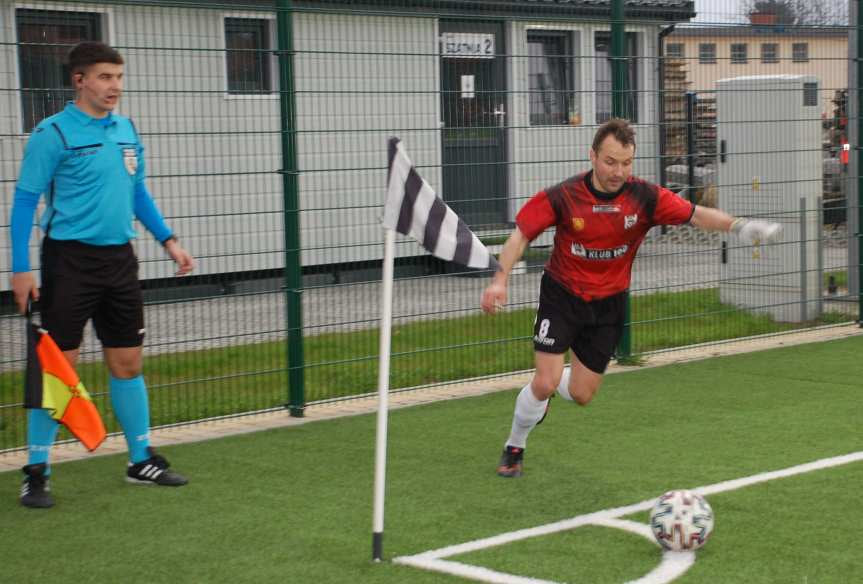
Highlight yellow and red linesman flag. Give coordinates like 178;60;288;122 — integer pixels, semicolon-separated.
25;324;106;451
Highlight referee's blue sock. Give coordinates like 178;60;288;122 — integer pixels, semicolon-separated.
27;408;59;474
110;375;151;464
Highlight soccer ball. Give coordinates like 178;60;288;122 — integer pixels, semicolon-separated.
649;489;714;551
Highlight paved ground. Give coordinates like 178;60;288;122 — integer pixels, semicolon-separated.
0;237;852;368
1;321;859;474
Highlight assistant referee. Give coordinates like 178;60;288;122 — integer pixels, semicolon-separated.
10;42;194;508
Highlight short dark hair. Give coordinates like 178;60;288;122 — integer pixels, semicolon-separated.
592;118;636;154
68;41;124;77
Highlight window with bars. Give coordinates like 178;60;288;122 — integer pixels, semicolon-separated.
528;31;574;126
761;43;778;63
699;43;716;64
15;8;103;133
792;42;809;63
730;43;748;64
666;43;684;59
225;18;273;94
595;32;638;123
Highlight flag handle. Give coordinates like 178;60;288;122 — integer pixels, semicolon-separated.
372;227;396;562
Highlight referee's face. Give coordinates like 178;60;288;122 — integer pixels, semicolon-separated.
75;62;124;118
589;135;635;194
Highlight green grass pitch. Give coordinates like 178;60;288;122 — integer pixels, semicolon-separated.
1;335;861;583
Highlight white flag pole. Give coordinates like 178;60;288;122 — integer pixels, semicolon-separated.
372;226;396;562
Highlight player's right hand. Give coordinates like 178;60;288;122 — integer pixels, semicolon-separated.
481;282;507;314
11;272;39;315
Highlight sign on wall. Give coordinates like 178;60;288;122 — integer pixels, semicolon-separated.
460;75;475;98
440;32;495;59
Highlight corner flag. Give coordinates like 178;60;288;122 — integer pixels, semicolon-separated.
373;138;499;561
384;137;500;272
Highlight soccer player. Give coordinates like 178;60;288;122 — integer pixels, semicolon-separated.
9;42;195;507
481;119;781;478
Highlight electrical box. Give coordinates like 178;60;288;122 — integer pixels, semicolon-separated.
716;75;822;322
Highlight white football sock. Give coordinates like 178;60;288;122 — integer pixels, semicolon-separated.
556;367;573;401
505;383;548;449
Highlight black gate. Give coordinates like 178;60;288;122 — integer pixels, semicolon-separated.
440;20;508;227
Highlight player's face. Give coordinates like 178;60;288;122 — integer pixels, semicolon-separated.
75;62;124;118
589;135;635;193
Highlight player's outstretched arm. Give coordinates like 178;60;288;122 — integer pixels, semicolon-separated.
690;205;781;244
481;227;529;314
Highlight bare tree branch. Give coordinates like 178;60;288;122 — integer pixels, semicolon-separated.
740;0;848;25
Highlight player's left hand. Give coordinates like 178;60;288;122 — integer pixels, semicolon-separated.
165;239;195;276
735;219;782;245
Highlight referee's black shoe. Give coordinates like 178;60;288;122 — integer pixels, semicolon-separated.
126;448;188;486
21;463;54;508
496;446;524;478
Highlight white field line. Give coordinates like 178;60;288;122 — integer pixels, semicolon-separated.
393;450;863;583
590;519;695;584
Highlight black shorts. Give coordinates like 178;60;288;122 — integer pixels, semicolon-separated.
39;238;145;351
532;273;626;374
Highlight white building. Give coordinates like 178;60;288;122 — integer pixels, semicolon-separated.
0;0;695;292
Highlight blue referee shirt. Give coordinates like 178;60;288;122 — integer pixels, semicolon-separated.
16;102;146;245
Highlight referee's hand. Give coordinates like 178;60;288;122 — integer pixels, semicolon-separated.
481;282;507;314
11;272;39;315
165;239;195;276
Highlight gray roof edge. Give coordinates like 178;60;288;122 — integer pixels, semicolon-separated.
161;0;696;20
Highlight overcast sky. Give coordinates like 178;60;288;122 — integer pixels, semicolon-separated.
692;0;747;24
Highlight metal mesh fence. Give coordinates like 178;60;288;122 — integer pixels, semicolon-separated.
0;0;859;452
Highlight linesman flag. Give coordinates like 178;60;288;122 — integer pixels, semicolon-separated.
383;137;500;272
25;324;107;451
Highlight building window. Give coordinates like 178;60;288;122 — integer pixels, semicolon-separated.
792;42;809;63
595;32;638;123
16;8;102;133
225;18;273;94
730;43;748;64
761;43;779;63
666;43;684;59
698;43;716;64
803;82;818;107
527;32;574;126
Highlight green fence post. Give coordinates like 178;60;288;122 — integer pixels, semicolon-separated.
611;0;628;119
277;0;305;416
858;0;863;327
611;0;633;359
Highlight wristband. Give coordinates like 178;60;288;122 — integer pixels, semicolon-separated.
161;234;178;247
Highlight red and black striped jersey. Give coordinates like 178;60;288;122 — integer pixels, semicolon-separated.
516;170;695;300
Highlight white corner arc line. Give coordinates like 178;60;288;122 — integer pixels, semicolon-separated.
588;518;695;584
395;557;560;584
393;451;863;584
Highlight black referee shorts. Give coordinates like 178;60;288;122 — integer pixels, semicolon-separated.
532;273;626;374
39;238;145;351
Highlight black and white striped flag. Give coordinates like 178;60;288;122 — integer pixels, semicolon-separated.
383;137;500;271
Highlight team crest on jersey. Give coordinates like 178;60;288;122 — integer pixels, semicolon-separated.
123;148;138;175
624;214;638;229
592;204;620;214
572;217;585;231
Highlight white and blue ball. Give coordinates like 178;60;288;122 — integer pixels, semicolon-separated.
649;489;714;551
